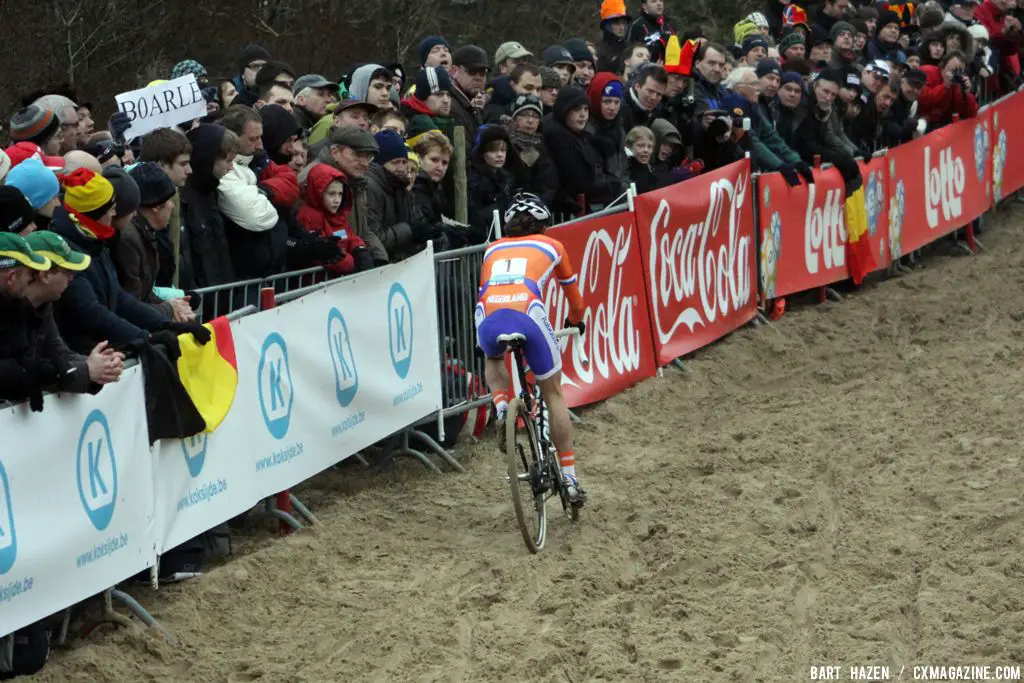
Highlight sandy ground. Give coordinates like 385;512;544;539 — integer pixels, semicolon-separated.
32;206;1024;682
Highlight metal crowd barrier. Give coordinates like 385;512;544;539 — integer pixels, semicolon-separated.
193;266;327;322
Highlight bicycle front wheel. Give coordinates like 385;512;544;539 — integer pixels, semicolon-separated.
505;397;547;553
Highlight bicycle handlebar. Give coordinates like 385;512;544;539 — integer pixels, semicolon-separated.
554;327;588;366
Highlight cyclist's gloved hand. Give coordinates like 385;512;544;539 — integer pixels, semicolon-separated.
563;318;586;338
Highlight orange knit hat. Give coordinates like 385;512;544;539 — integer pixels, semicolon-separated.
600;0;630;25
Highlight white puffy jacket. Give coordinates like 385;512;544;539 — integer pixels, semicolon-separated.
217;154;279;232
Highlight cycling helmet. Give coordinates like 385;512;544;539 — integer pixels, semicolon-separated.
503;193;551;235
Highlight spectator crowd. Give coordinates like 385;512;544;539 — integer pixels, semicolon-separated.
0;0;1019;672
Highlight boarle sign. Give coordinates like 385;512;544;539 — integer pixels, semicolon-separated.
114;74;207;141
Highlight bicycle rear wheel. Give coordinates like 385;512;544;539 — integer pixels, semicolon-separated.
505;397;547;553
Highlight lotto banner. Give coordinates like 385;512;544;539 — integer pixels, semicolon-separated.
990;90;1024;202
545;211;658;407
0;366;155;637
153;249;443;553
887;115;993;256
858;155;892;272
634;159;758;365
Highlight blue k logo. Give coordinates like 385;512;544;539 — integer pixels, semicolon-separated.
0;460;16;575
181;433;208;478
76;410;118;531
387;283;413;379
257;333;294;440
327;308;359;407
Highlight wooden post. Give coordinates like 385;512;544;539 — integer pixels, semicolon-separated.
453;126;468;225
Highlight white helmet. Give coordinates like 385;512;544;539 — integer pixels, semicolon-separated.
503;193;551;230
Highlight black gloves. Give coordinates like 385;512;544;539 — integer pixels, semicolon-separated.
108;111;132;144
186;290;202;311
353;247;375;272
162;321;212;345
795;162;815;185
780;165;802;187
149;330;182;361
19;359;64;413
564;318;587;337
288;236;342;265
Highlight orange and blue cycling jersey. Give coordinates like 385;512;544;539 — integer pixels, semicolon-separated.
475;234;585;380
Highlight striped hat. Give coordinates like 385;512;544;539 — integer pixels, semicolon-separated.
62;168;117;240
8;105;60;145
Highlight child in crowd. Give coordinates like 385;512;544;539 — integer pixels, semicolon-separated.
625;125;658;195
467;125;512;243
295;164;373;276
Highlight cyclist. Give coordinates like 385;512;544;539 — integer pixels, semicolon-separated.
475;193;588;502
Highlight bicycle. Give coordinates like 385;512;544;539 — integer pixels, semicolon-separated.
498;327;587;553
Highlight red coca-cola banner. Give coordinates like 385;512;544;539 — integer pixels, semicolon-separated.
756;166;849;299
634;159;758;365
886;115;993;256
990;92;1024;202
545;211;658;407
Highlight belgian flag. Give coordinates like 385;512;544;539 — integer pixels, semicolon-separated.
176;317;239;432
844;187;876;285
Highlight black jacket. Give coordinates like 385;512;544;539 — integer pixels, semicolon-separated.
467;160;511;243
620;88;658;135
51;208;167;353
180;125;236;288
505;134;559;208
482;77;518;124
627;11;676;48
543;88;624;212
596;30;627;74
628;155;659;195
449;84;482;143
365;163;423;263
587;116;628;185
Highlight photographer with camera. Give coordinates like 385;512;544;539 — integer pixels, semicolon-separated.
691;94;754;173
918;51;979;130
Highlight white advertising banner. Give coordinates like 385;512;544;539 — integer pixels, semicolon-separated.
154;248;443;552
0;365;155;636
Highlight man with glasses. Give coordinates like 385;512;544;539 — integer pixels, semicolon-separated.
234;44;272;105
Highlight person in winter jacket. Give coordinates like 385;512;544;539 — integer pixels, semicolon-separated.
7;105;63;158
628;0;677;61
620;64;668;135
866;10;908;62
231;44;271;110
918;51;980;127
51;168;206;354
138;127;191;287
587;73;628;185
116;163;192;320
295;164;372;276
564;38;597;89
502;94;559;207
483;64;543;124
468;125;513;241
596;0;632;74
365;130;434;262
22;230;125;393
973;0;1022;92
792;69;863;194
727;65;808;178
544;87;624;214
625;125;658;194
410;132;473;250
771;71;806;147
3;159;60;232
401;67;456;141
936;20;975;56
851;83;899;151
179;124;238;288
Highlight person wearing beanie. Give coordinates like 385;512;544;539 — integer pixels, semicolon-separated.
866;9;906;62
502;94;558;209
467;125;513;242
48;167;191;353
742;35;771;66
364;129;424;263
544;87;621;215
773;71;807;147
418;36;452;69
4;158;61;231
810;0;850;39
101;166;141;232
114;163;190;320
253;104;302;212
400;66;456;142
597;0;632;73
779;31;808;63
235;44;271;98
792;67;862;197
537;66;563;112
8;106;62;156
564;38;597;87
587;73;627;183
171;59;209;85
0;187;36;237
541;45;578;86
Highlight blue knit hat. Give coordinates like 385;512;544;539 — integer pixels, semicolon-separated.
374;130;409;165
3;158;60;210
418;36;451;67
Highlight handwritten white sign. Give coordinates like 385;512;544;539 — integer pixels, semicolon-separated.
115;75;206;141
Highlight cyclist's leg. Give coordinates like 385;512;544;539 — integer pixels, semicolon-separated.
484;356;511;419
536;373;574;467
476;305;515;419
